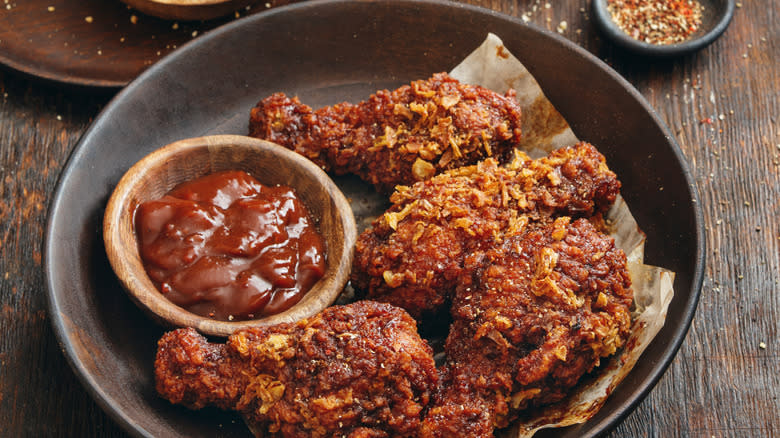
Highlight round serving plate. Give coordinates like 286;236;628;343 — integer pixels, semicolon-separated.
44;1;705;436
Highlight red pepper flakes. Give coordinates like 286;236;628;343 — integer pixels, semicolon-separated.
700;117;713;125
607;0;704;45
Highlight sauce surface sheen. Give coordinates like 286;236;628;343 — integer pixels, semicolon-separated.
135;170;326;321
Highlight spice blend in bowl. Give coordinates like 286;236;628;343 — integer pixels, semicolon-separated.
592;0;735;56
606;0;703;45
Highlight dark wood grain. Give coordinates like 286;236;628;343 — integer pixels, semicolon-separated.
0;0;777;437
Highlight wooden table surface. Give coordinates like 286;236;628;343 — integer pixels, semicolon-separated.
0;0;777;436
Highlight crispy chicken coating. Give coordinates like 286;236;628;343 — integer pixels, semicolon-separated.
351;142;621;318
420;218;634;437
155;301;438;437
248;72;523;193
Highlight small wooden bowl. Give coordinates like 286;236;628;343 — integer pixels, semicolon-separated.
120;0;258;21
103;135;357;337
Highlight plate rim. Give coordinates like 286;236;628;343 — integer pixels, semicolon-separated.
44;0;706;436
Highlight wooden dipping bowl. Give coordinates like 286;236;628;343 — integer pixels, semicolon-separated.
103;135;357;337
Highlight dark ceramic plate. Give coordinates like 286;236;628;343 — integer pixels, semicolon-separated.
44;0;705;437
592;0;735;57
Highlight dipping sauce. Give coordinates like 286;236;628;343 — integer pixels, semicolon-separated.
135;170;326;321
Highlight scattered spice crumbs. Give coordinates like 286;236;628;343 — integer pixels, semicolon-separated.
607;0;704;45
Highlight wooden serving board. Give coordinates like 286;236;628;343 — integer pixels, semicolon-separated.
0;0;297;88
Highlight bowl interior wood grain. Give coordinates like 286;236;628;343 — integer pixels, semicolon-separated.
103;135;357;337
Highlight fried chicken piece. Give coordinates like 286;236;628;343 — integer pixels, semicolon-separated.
155;301;438;437
420;218;634;437
351;142;621;318
248;72;523;193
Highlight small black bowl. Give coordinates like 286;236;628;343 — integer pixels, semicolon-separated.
592;0;735;56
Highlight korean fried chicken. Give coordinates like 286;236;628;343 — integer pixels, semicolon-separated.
420;218;634;437
155;301;438;437
351;142;621;319
248;72;523;193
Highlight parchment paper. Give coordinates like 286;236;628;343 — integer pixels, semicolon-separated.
448;33;675;436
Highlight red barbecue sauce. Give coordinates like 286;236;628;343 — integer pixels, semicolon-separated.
135;170;326;321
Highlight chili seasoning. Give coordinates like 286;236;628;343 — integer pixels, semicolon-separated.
606;0;704;45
